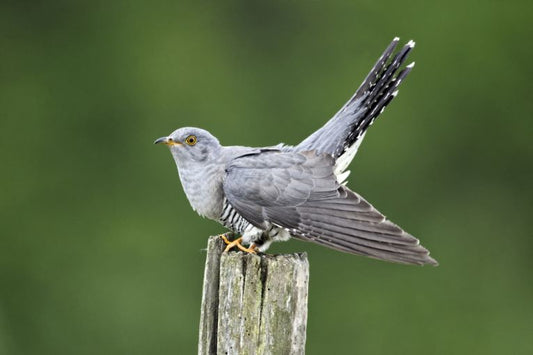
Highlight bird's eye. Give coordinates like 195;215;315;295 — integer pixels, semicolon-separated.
185;135;197;146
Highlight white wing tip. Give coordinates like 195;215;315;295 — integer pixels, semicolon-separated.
393;37;400;42
406;62;415;68
407;40;416;48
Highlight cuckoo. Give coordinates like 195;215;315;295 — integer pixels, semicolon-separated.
155;38;438;266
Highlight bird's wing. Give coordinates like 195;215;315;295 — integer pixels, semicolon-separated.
296;38;415;176
223;151;437;266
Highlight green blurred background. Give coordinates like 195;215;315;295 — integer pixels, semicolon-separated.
1;0;532;354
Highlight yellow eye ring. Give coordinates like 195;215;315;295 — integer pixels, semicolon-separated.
185;135;197;146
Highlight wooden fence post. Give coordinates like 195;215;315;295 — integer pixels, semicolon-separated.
198;235;309;355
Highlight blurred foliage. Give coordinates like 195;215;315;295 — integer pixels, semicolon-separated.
1;0;532;354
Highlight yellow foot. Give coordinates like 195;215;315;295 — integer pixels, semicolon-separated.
220;235;257;254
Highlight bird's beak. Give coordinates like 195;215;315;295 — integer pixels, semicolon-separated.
154;136;182;146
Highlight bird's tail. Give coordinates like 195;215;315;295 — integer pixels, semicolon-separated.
296;38;415;174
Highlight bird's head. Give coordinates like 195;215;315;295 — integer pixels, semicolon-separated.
154;127;221;164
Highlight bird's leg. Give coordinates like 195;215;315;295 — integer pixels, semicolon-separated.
220;234;257;254
238;243;257;254
222;237;243;252
219;233;235;248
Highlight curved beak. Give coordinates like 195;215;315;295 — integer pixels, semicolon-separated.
154;136;182;146
154;136;169;145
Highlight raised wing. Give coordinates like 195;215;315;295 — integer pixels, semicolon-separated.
223;150;437;266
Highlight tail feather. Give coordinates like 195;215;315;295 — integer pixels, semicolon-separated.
336;38;401;115
296;38;416;176
358;61;415;141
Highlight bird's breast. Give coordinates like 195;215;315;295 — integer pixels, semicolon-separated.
177;162;225;220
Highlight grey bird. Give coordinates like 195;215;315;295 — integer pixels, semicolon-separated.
155;38;437;266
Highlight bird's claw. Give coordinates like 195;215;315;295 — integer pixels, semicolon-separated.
220;234;257;254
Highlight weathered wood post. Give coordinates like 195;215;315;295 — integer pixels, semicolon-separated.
198;235;309;355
